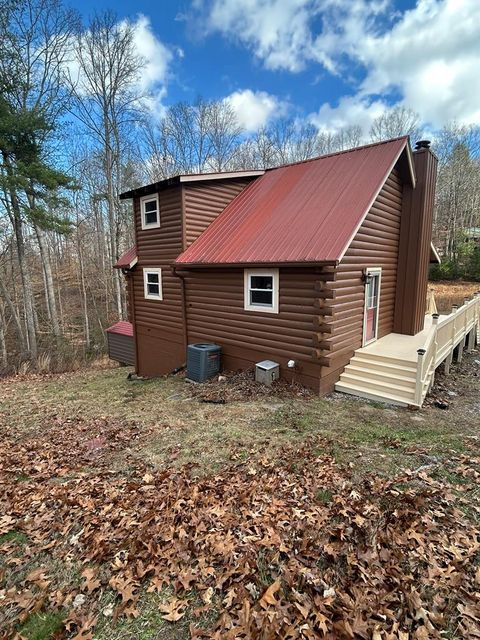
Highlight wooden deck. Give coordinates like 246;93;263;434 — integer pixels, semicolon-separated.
335;294;480;407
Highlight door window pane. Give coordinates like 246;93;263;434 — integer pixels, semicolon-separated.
367;275;379;308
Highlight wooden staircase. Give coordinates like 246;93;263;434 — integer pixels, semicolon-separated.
335;351;417;407
335;295;480;408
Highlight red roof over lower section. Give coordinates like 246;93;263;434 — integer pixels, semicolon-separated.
176;137;411;266
106;321;134;337
114;246;137;269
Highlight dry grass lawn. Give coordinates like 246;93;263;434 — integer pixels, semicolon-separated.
1;346;479;639
429;279;479;313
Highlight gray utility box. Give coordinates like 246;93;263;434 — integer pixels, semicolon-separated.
255;360;280;385
187;343;221;382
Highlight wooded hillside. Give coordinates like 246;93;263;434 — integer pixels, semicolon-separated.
1;0;479;374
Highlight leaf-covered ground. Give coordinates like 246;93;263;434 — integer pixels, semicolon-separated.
1;353;479;639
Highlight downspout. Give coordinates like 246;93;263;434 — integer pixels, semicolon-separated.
122;268;139;373
172;265;188;355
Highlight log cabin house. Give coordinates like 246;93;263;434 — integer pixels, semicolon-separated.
107;137;480;407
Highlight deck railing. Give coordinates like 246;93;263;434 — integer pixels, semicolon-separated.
414;293;480;406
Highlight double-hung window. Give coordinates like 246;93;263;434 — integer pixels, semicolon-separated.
143;268;163;300
244;269;279;313
140;194;160;229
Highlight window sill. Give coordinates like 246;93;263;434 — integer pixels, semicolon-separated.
244;305;279;314
141;222;161;230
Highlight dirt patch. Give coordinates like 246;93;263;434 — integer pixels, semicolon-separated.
426;346;480;412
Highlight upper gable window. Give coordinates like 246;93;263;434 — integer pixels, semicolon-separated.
244;269;279;314
140;194;160;230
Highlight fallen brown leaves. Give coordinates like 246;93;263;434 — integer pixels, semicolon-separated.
0;415;479;639
187;368;312;403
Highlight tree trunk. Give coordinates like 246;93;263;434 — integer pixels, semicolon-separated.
11;210;37;360
2;153;37;360
34;223;62;339
76;221;91;349
0;274;27;352
0;303;7;370
104;117;123;320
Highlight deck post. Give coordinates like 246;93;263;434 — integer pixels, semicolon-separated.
457;302;467;364
415;348;426;406
467;328;475;352
450;304;458;362
476;293;480;345
430;314;439;390
444;351;452;375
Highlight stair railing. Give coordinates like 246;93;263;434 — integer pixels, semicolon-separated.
415;296;480;406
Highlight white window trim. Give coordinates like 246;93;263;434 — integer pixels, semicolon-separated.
140;194;160;230
362;267;382;347
143;268;163;301
244;268;279;314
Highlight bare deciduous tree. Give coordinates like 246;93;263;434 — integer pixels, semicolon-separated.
207;100;243;171
434;123;480;262
68;11;145;319
370;106;422;143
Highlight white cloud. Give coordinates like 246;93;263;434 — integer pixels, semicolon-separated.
225;89;288;131
203;0;313;72
357;0;480;127
126;15;174;117
195;0;389;72
196;0;480;128
128;15;173;93
309;96;387;134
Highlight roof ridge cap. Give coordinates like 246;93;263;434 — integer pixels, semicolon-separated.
266;135;410;172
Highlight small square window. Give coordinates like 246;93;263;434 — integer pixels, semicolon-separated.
140;194;160;229
143;268;163;300
244;269;279;314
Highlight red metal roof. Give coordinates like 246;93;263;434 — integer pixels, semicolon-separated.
114;246;137;269
176;137;411;266
106;321;134;337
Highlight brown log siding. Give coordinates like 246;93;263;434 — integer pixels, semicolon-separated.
184;268;322;390
183;179;254;247
126;273;134;324
130;178;256;376
318;168;403;393
132;187;185;375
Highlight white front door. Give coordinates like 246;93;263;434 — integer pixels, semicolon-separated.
363;268;381;346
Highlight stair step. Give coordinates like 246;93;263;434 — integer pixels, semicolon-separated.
353;352;417;373
338;373;415;400
335;382;415;407
345;364;416;388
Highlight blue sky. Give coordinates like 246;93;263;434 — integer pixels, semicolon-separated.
68;0;480;135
